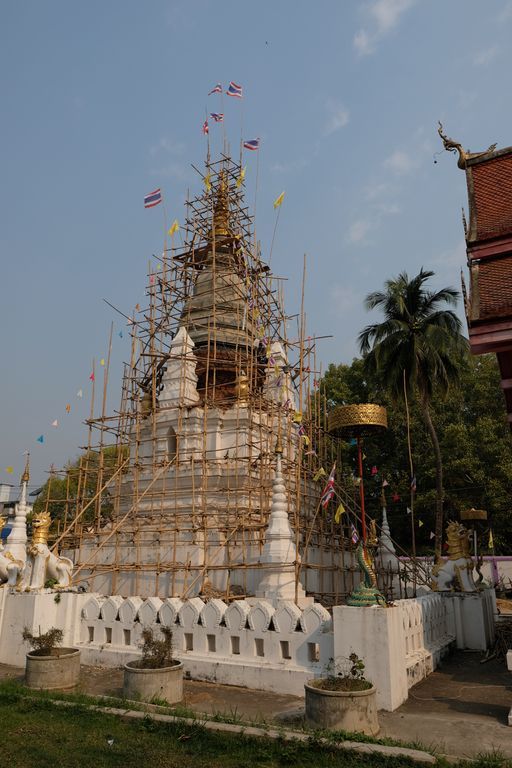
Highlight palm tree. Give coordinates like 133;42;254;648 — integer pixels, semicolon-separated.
358;268;467;558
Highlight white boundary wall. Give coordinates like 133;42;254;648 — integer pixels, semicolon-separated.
0;589;495;709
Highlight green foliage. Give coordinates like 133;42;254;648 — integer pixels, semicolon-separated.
315;654;372;692
22;627;63;654
32;444;127;533
138;626;175;669
322;354;512;553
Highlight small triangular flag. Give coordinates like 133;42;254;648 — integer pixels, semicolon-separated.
89;372;95;382
406;506;412;515
65;404;71;414
354;476;361;487
5;466;13;474
418;519;424;527
168;219;179;236
488;530;494;549
118;331;123;338
273;191;285;209
51;420;58;428
429;531;435;540
371;466;378;476
36;435;44;444
77;389;83;398
334;503;345;524
313;468;326;482
382;479;389;487
100;358;105;366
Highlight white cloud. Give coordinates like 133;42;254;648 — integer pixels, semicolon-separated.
457;90;477;110
348;219;373;244
383;149;416;175
473;45;499;67
496;1;512;22
149;136;185;157
150;161;191;182
364;180;394;201
353;0;416;56
324;102;350;135
370;0;415;31
353;29;374;56
330;283;361;315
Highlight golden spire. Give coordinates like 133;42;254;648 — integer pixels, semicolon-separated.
211;171;232;238
21;453;30;485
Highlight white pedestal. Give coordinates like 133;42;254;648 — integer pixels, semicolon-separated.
332;605;408;712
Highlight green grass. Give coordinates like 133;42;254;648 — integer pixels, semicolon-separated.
2;680;510;767
0;684;426;768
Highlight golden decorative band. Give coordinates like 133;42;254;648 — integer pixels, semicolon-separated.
328;404;388;436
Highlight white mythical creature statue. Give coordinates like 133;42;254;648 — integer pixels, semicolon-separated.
0;516;24;588
26;510;74;590
431;521;477;592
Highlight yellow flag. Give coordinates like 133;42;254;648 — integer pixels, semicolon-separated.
489;530;494;549
5;466;13;474
302;435;310;446
236;166;246;189
273;191;285;209
334;503;345;524
100;358;105;366
293;411;302;423
168;219;179;236
204;172;211;192
313;467;326;482
418;519;424;528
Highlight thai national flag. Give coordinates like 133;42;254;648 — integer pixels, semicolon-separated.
210;113;224;122
320;463;336;508
243;138;260;151
226;81;243;98
350;524;359;545
144;188;162;208
208;83;222;95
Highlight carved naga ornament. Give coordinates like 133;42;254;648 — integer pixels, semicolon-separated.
438;122;497;169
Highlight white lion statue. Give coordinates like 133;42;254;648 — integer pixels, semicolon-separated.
431;521;477;592
26;510;74;590
0;516;24;588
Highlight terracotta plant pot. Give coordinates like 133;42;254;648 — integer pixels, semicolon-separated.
304;680;379;736
123;660;184;704
25;648;81;690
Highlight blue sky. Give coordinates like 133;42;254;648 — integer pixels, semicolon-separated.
2;0;512;489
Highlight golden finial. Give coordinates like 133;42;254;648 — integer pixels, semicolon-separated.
211;171;231;238
21;453;30;485
236;370;249;401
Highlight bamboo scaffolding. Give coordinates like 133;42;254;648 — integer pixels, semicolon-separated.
41;154;426;606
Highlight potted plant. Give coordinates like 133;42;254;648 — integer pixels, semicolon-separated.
23;627;81;690
123;626;183;704
305;653;379;735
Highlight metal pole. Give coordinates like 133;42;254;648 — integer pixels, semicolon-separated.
357;436;367;543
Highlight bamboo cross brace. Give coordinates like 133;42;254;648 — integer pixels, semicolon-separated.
51;456;131;553
72;458;175;580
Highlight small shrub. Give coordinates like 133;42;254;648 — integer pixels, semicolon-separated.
22;627;64;656
137;627;175;669
312;654;372;692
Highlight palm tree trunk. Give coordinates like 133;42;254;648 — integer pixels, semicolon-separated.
420;398;443;559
